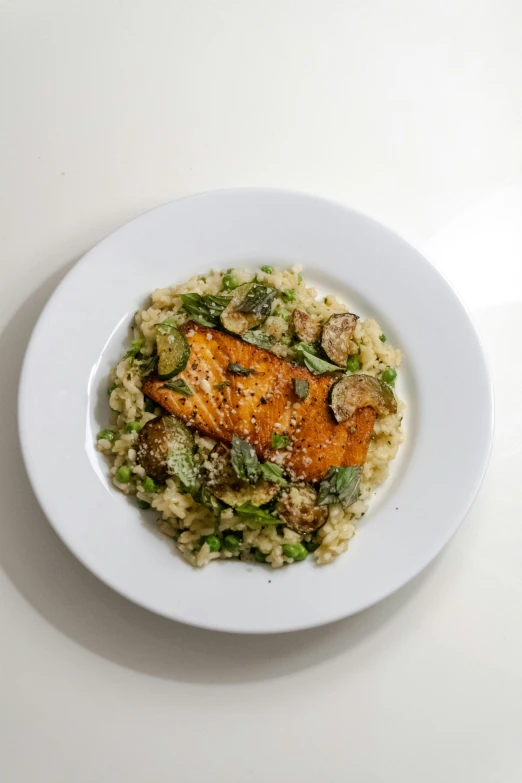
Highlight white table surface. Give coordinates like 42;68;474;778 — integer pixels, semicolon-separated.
1;3;522;781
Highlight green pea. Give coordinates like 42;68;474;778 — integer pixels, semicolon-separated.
346;356;361;372
254;548;268;563
222;273;239;290
274;308;291;322
379;334;387;343
205;535;221;552
282;543;308;561
97;428;115;442
282;288;296;302
261;265;274;274
304;539;319;553
137;499;151;510
143;475;159;493
125;421;142;433
115;465;131;483
224;534;240;552
144;398;157;413
381;367;397;385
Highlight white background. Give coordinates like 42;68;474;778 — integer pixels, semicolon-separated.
1;2;522;781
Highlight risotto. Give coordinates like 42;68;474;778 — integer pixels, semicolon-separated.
97;265;404;568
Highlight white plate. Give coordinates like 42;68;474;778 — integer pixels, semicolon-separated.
18;189;493;634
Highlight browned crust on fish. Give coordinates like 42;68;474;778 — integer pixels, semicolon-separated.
143;322;376;483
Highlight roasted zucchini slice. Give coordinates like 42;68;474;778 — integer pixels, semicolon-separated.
276;483;328;534
330;374;397;422
220;283;276;335
156;325;190;380
136;415;195;486
321;312;359;367
204;443;279;507
292;309;322;343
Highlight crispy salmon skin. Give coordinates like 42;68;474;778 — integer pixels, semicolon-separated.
143;321;376;483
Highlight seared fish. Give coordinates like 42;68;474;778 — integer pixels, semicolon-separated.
144;322;375;484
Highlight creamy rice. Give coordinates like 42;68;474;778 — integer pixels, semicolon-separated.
97;265;404;567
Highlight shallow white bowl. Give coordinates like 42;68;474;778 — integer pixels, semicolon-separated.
18;189;493;633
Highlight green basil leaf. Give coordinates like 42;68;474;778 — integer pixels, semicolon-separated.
317;466;362;508
292;342;319;364
156;319;178;334
292;378;309;400
242;330;275;349
169;453;197;492
234;284;277;316
180;293;231;327
260;462;288;485
227;362;256;376
214;381;229;390
302;350;341;375
161;379;193;397
230;435;261;483
271;432;290;449
192;481;223;519
125;338;145;360
235;501;280;526
139;353;159;377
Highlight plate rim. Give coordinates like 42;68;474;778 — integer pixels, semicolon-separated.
18;188;494;633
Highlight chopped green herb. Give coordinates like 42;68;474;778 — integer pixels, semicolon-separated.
138;353;159;377
317;466;362;508
214;381;230;390
304;539;319;553
281;288;296;302
261;265;274;274
271;432;290;450
379;334;387;343
254;548;268;562
227;362;256;376
180;293;230;327
161;379;193;397
235;501;280;526
292;342;319;363
144;397;157;413
242;330;275;349
234;284;277;316
170;452;197;491
156;319;178;333
260;462;288;485
125;338;145;360
292;378;309;400
137;499;151;510
108;383;117;397
301;350;341;375
350;426;357;434
191;482;223;519
231;435;261;483
298;273;303;283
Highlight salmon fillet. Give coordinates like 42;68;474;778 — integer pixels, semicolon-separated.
143;321;376;483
